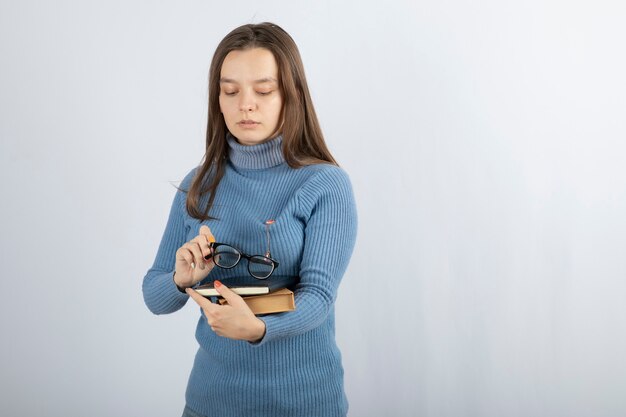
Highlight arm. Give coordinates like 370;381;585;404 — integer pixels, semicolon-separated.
142;170;196;314
252;166;358;346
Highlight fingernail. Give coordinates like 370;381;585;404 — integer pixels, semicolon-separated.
214;280;222;288
191;262;196;269
209;235;216;243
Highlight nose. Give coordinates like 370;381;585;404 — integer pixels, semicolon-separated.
239;90;257;112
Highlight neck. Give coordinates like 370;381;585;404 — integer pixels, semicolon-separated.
226;132;286;170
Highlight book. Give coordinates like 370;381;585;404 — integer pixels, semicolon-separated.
194;275;298;298
218;288;296;315
194;283;269;297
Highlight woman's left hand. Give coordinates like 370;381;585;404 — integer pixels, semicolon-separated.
186;281;266;342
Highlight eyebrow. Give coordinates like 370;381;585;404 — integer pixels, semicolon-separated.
219;77;278;84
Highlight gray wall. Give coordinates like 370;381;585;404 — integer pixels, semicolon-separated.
1;1;625;416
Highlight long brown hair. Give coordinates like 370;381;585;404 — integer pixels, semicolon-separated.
180;22;337;221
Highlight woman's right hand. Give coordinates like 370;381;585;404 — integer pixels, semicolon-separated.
174;225;216;289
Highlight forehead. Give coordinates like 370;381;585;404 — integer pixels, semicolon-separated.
220;48;279;83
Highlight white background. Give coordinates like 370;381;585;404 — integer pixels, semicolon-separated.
1;1;625;416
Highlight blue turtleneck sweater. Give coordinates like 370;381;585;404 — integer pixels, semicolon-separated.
142;134;358;417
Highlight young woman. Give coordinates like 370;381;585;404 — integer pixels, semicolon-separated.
142;22;357;417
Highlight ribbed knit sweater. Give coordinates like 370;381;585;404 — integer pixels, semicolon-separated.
142;133;358;417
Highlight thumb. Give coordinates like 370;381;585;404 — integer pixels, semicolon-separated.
199;225;216;243
213;280;246;308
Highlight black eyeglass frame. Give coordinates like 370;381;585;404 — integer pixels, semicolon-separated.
207;242;279;280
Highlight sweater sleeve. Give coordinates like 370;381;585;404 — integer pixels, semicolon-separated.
142;169;197;315
252;166;358;346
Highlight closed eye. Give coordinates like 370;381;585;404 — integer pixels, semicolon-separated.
221;90;274;96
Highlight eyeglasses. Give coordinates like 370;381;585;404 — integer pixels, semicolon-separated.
209;242;279;279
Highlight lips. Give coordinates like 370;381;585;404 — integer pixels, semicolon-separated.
238;120;259;125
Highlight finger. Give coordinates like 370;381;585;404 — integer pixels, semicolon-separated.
177;248;196;269
192;233;214;261
213;280;246;308
184;241;207;270
186;288;217;311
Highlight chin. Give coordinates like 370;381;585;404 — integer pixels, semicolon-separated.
233;130;275;145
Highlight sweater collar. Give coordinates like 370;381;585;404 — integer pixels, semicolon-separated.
226;132;285;169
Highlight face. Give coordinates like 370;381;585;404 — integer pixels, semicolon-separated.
219;48;283;146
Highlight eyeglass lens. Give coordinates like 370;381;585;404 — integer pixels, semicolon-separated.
213;245;240;268
248;256;274;279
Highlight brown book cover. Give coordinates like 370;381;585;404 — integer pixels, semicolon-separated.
218;288;295;315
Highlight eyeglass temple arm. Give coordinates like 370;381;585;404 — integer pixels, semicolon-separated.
264;220;274;258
